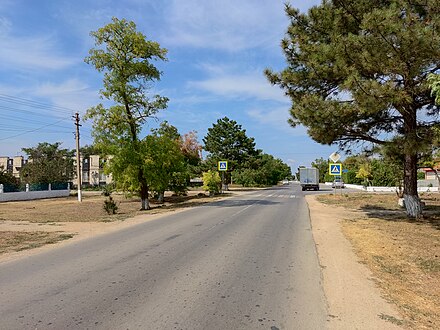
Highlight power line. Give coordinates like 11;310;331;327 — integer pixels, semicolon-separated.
0;93;77;115
0;93;93;143
0;118;69;141
0;113;73;129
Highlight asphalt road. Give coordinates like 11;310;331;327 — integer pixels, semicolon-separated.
0;184;328;329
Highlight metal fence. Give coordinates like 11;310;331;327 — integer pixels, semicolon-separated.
0;182;70;195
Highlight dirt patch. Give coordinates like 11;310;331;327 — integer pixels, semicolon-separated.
316;193;440;330
0;191;227;223
0;189;229;259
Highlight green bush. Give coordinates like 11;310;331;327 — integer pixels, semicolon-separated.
202;170;221;195
103;196;118;214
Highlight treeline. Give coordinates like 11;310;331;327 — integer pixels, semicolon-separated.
0;117;291;197
310;154;427;187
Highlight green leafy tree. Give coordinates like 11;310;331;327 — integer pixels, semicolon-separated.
144;122;187;202
311;157;332;183
266;1;440;218
0;166;19;191
84;17;168;210
356;162;373;187
233;153;291;187
341;155;363;185
80;144;103;158
20;142;74;184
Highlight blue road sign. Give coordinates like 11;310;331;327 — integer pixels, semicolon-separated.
329;163;342;176
218;161;228;171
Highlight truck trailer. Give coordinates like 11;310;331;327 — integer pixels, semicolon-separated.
299;167;320;191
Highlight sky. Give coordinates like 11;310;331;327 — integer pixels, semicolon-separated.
0;0;338;170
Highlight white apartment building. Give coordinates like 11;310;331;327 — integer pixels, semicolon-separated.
0;155;112;186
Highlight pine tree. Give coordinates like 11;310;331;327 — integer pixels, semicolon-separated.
266;1;440;218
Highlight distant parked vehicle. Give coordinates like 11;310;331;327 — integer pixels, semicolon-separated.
332;178;345;189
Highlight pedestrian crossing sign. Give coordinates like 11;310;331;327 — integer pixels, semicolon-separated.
329;163;342;176
218;161;228;171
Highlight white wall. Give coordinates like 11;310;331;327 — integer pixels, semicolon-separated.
0;189;70;202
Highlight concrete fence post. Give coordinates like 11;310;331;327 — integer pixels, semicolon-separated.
0;184;3;194
68;183;70;191
48;183;52;191
26;183;29;192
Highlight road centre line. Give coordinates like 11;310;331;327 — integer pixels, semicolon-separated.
206;204;254;231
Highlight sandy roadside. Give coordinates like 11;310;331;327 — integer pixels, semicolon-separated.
306;195;404;330
0;206;193;264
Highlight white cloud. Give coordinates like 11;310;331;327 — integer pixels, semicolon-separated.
32;79;100;115
0;17;11;35
0;33;76;71
163;0;287;51
246;106;309;137
188;70;288;103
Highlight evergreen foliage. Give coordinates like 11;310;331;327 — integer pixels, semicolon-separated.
203;117;258;172
266;1;440;218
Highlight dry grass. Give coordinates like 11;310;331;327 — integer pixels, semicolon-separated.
0;190;226;223
317;192;440;330
0;190;227;254
0;231;74;254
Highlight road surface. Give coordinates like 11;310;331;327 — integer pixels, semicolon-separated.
0;185;328;329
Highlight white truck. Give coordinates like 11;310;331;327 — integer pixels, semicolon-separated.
299;167;320;191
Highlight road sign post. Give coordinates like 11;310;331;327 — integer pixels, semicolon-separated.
329;153;342;196
329;163;342;196
218;161;228;192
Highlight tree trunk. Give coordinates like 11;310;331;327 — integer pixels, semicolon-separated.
140;187;150;210
141;196;149;210
139;169;150;210
403;194;422;218
158;192;164;203
403;153;422;218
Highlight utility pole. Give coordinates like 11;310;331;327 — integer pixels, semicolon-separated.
74;113;82;202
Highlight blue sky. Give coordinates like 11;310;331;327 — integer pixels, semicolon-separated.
0;0;338;170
